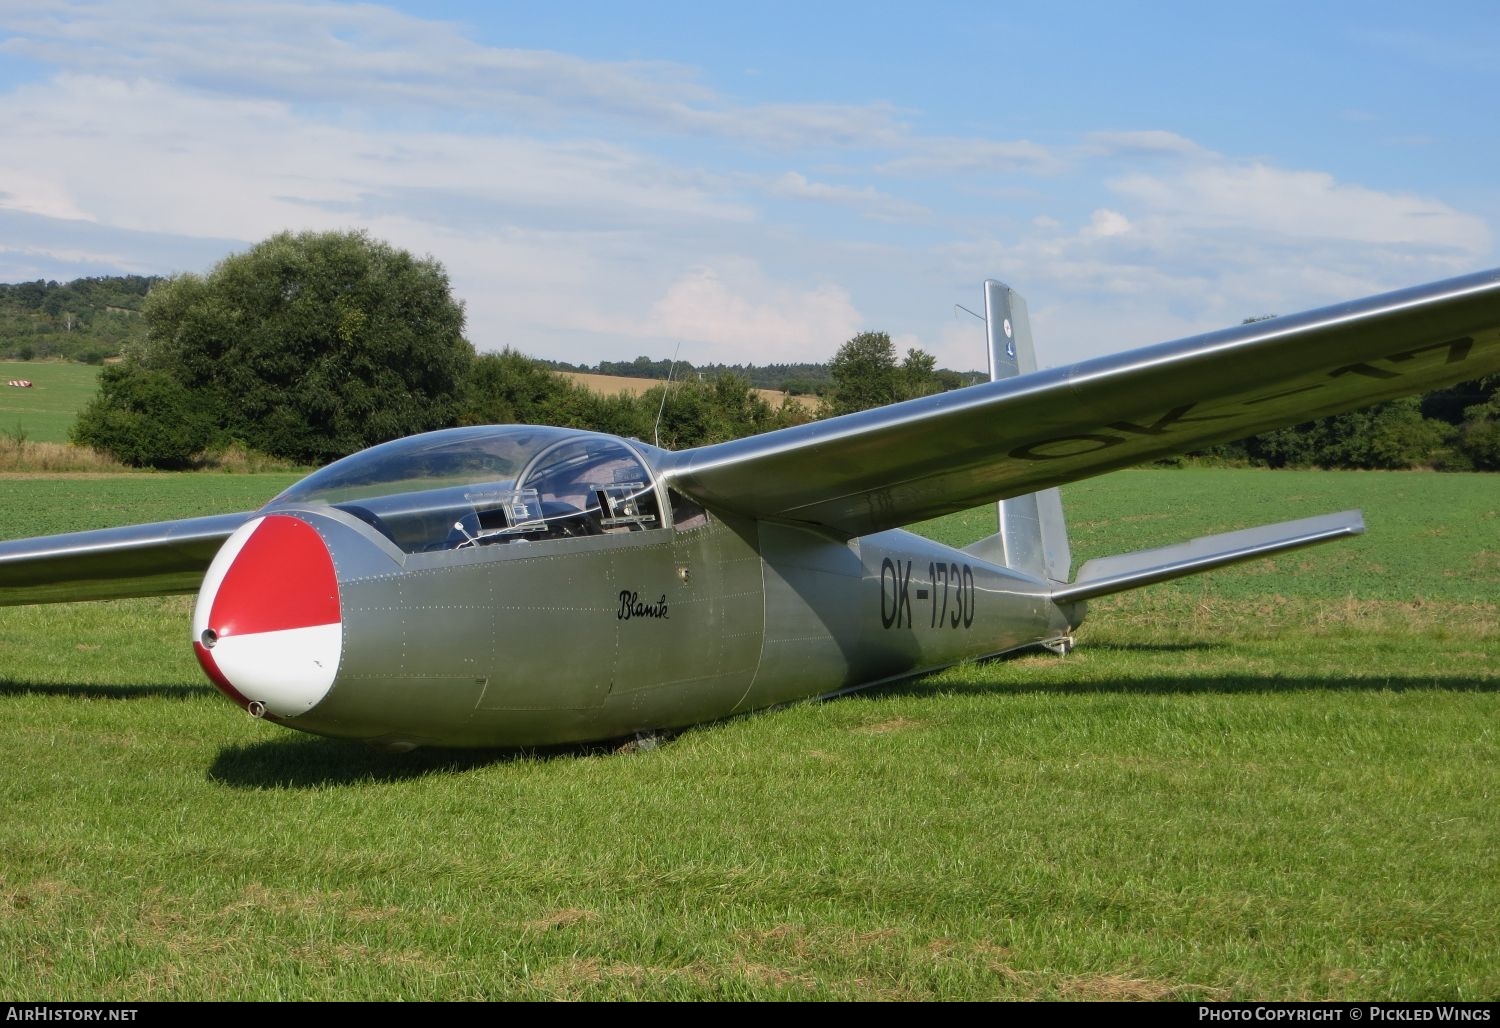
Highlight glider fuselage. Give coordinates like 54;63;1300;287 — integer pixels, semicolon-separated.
196;483;1077;750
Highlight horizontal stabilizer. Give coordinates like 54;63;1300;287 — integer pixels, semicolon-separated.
1050;510;1365;604
0;512;252;606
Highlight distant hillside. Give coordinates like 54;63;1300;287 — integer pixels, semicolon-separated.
543;356;836;395
542;356;984;395
0;275;159;363
559;371;820;411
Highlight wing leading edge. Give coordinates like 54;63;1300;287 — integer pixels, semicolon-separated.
0;513;252;606
660;269;1500;537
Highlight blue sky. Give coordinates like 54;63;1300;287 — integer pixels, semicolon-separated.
1;1;1495;371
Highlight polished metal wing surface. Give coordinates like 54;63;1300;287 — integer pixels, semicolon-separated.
660;269;1500;537
0;513;253;605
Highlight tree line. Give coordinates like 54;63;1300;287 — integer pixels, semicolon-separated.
15;230;1494;471
1180;389;1498;472
542;354;979;397
0;275;157;363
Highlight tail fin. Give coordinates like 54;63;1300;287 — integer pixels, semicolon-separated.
962;281;1072;582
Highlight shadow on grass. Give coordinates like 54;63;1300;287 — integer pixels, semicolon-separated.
1077;642;1227;654
0;678;205;701
209;664;1498;788
207;733;655;789
867;668;1499;700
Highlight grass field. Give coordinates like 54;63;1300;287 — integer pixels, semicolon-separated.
0;468;1494;1000
0;361;101;444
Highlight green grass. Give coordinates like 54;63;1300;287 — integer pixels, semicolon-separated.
0;468;1494;1000
0;472;297;536
0;361;101;444
918;468;1499;602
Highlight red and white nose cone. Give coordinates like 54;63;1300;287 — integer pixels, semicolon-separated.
192;514;342;717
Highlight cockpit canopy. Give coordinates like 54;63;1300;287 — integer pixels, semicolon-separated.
266;426;662;553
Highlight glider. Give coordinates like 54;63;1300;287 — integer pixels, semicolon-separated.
2;269;1497;750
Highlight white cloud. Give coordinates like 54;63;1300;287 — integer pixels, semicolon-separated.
0;166;93;221
1081;130;1208;159
0;73;755;242
641;265;863;362
0;2;911;152
1110;162;1490;253
1083;208;1131;238
931;150;1494;364
878;137;1065;176
918;319;990;377
769;172;929;222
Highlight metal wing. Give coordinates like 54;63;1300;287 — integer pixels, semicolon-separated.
660;268;1500;537
0;513;252;606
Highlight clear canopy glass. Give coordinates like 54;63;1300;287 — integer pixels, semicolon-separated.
267;426;661;553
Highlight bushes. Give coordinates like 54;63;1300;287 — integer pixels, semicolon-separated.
71;365;219;469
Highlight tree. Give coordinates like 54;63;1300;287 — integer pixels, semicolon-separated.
899;347;941;401
72;365;218;468
647;373;786;449
824;332;944;416
1366;398;1446;468
76;230;472;466
1453;375;1500;469
459;349;602;429
1239;399;1447;470
824;332;899;416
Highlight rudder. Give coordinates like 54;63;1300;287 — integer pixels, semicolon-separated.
963;281;1071;582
